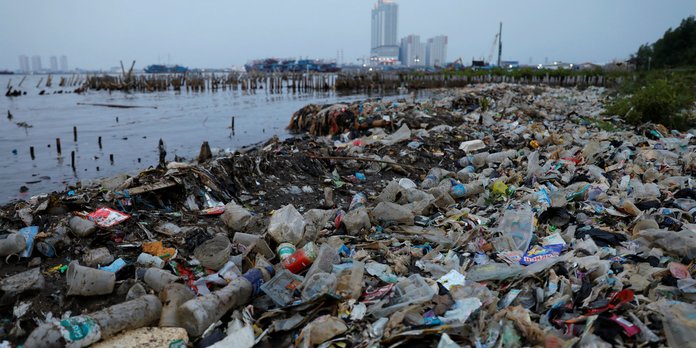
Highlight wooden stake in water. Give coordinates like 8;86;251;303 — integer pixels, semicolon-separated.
98;136;102;149
109;154;114;164
73;126;77;142
229;116;235;137
158;139;166;168
56;138;62;157
71;151;75;171
30;146;35;160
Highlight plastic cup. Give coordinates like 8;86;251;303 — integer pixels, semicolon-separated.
66;261;115;296
0;233;26;256
193;234;232;270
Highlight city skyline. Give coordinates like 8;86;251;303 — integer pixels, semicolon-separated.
0;0;694;70
16;54;69;73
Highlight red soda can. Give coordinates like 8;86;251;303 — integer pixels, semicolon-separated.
282;242;317;274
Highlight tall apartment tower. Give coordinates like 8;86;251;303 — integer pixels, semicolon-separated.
60;56;68;71
18;55;30;73
31;56;42;72
426;35;448;67
370;0;399;61
50;56;59;71
399;35;425;67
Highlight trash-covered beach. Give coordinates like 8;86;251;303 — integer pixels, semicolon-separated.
2;83;696;347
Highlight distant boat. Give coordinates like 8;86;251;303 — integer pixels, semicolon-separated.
0;70;14;75
245;58;340;73
144;65;188;74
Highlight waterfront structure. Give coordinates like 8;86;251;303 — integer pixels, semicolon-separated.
370;0;399;64
399;34;424;67
426;35;448;67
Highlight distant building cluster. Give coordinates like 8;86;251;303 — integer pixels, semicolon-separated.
370;0;447;67
17;55;69;73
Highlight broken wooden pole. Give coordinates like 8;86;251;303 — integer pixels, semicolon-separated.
56;138;62;157
98;136;102;149
30;146;35;160
73;126;77;142
109;154;114;164
198;141;212;163
158;139;166;168
70;151;75;171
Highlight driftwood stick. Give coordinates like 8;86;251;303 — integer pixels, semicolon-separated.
77;102;157;109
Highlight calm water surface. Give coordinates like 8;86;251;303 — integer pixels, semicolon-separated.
0;74;403;203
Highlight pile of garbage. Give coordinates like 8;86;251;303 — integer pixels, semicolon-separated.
2;83;696;347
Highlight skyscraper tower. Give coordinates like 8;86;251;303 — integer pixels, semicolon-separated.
50;56;59;72
60;56;69;71
425;35;448;67
18;55;30;73
31;56;42;72
371;0;399;62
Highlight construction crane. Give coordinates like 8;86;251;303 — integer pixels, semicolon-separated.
486;22;503;67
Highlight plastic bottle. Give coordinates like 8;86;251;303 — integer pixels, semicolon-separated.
456;152;489;168
450;180;485;199
176;266;274;337
421;168;446;189
486;150;517;164
24;295;162;347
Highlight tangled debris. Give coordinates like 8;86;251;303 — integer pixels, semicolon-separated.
2;83;696;347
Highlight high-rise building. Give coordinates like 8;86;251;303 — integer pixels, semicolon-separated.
50;56;59;72
399;35;424;67
425;35;448;67
18;55;30;73
31;56;42;72
60;55;68;71
371;0;399;62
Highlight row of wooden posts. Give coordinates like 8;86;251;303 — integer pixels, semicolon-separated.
26;126;115;172
334;72;622;92
24;120;236;172
80;72;338;93
8;71;623;96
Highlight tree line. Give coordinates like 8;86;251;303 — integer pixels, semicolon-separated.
632;16;696;70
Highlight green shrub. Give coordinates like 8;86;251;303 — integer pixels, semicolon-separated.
607;78;695;130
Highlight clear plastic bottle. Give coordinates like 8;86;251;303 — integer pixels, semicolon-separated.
450;180;485;199
421;168;446;189
486;150;517;164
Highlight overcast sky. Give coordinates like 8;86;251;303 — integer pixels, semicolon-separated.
1;0;694;70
